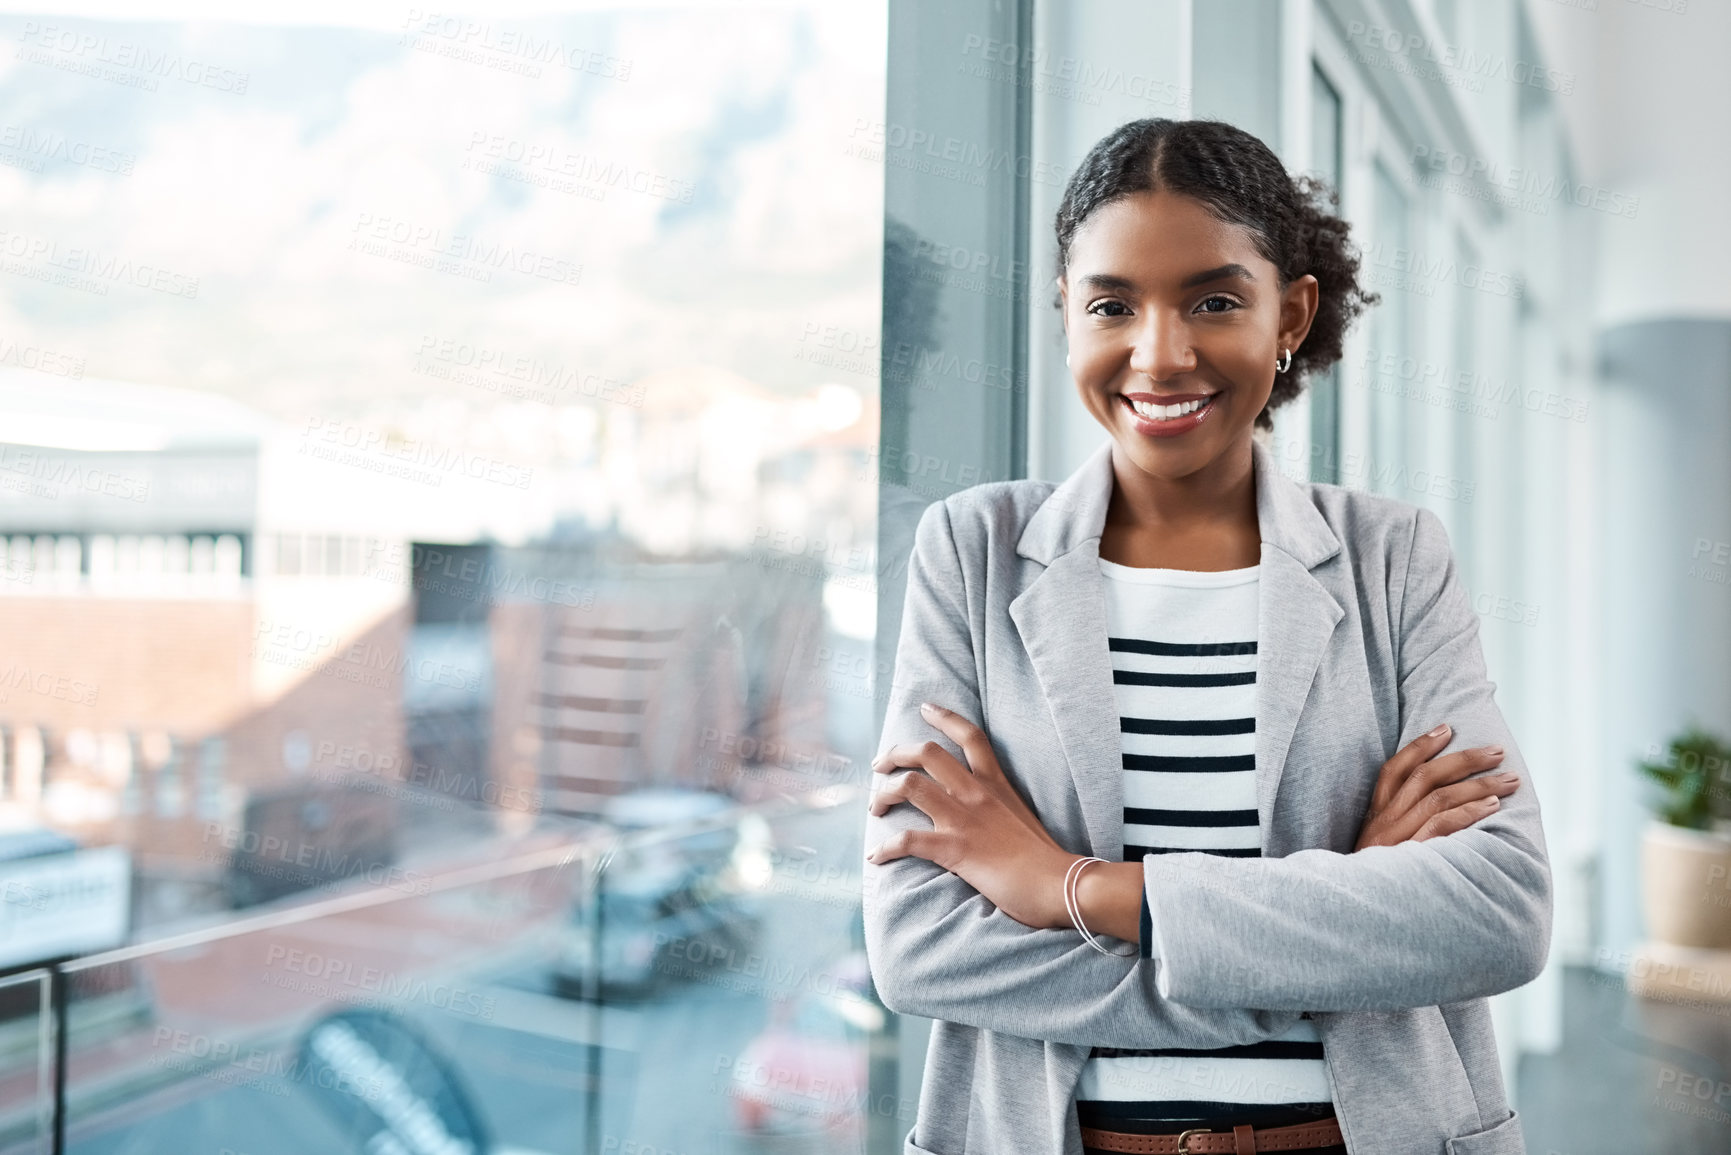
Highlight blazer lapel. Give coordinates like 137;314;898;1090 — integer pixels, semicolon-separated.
1009;543;1123;859
1254;547;1344;851
1009;437;1344;861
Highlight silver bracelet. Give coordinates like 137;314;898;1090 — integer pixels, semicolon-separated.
1064;856;1115;956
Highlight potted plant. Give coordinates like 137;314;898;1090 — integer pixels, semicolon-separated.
1636;727;1731;949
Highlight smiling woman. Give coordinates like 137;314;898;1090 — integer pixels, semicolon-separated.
863;118;1550;1155
1057;120;1378;432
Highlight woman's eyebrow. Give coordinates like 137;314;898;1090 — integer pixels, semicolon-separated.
1077;264;1257;294
1077;272;1137;293
1179;263;1256;289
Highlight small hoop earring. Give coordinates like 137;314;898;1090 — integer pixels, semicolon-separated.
1275;347;1292;373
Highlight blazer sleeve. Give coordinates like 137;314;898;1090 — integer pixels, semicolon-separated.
861;497;1303;1048
1138;507;1554;1012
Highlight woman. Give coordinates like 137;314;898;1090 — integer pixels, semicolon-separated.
862;119;1551;1155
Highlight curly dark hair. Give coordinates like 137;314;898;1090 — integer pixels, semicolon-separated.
1055;118;1378;430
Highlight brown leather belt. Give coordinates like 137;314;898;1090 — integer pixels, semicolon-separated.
1080;1115;1343;1153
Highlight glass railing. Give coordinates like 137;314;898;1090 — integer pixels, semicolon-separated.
0;967;53;1155
11;786;873;1154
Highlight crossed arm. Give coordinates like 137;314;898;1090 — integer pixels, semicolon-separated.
860;500;1553;1043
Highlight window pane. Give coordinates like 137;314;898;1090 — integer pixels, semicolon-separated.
0;4;885;1151
1369;161;1410;494
1308;65;1345;484
1311;65;1344;192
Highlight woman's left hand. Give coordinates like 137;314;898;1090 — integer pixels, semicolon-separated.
867;702;1077;930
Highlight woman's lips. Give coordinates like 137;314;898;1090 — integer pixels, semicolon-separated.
1118;392;1220;438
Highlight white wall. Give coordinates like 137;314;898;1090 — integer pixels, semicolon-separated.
1529;0;1731;328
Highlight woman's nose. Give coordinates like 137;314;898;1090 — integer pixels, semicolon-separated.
1127;309;1197;381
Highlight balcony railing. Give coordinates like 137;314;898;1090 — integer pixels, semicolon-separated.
0;782;871;1155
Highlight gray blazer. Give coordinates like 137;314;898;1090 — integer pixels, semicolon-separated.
862;435;1552;1155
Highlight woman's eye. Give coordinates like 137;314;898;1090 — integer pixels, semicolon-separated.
1087;300;1130;317
1195;296;1239;314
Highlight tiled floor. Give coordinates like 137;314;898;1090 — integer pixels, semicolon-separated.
1518;965;1731;1154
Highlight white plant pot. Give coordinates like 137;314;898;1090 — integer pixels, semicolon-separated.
1641;820;1731;948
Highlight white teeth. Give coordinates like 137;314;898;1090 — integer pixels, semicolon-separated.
1129;396;1210;421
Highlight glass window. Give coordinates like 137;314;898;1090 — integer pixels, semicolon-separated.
154;739;184;820
1308;64;1345;484
196;736;226;820
1369;160;1411;494
1;3;885;1150
1452;227;1480;555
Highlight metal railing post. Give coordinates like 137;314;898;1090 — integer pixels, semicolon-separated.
50;964;66;1155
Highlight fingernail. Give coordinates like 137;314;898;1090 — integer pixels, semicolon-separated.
1428;723;1450;738
920;702;942;714
1482;796;1500;809
1484;745;1504;757
1496;772;1519;783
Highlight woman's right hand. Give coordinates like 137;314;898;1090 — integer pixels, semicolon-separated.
1354;723;1520;851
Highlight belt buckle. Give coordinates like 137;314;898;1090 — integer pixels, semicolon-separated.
1174;1129;1211;1153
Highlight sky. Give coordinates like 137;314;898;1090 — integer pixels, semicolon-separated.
0;2;886;423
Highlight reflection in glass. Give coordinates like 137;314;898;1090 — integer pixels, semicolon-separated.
0;2;884;1150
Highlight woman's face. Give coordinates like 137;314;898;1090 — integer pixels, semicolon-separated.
1059;189;1316;483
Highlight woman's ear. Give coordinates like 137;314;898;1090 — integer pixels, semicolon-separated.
1279;273;1320;357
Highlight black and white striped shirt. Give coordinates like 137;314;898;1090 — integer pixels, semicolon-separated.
1075;555;1333;1132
